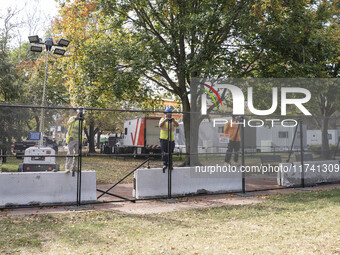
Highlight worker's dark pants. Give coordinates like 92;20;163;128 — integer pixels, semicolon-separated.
160;139;175;167
225;141;240;163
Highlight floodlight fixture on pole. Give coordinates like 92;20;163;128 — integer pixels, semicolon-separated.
53;48;66;56
30;45;43;52
28;35;70;146
57;38;70;47
28;35;40;43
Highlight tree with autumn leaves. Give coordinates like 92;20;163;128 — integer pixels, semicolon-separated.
53;0;159;152
52;0;339;160
54;0;264;160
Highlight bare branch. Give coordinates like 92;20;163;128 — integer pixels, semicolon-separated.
143;73;175;93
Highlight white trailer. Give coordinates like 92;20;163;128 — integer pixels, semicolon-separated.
175;118;307;153
307;130;340;146
255;124;307;152
115;117;161;155
174;117;257;154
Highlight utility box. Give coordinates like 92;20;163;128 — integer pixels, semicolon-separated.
261;140;272;152
18;147;59;172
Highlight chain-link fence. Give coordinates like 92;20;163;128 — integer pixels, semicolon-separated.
0;104;339;207
0;104;186;206
191;114;340;193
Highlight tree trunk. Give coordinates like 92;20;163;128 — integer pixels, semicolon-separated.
34;115;40;132
182;100;191;166
321;117;330;159
1;138;7;163
96;131;101;149
86;120;98;153
181;92;201;166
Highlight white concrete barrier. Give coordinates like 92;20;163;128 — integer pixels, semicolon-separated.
134;167;242;199
278;161;340;187
0;171;97;207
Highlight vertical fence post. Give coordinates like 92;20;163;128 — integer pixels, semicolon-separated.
299;118;305;188
167;118;172;198
240;116;245;193
77;108;84;206
287;122;299;162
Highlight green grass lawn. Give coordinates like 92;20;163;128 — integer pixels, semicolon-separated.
0;155;184;184
0;189;339;254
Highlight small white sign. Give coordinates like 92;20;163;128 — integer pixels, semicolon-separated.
219;134;229;143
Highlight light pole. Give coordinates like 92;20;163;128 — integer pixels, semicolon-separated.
28;36;70;146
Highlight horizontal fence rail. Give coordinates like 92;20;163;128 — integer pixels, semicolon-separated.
0;104;339;208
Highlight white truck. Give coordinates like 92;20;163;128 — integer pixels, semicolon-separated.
18;147;59;172
114;117;161;156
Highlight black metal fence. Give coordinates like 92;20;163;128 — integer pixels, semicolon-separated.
0;104;339;208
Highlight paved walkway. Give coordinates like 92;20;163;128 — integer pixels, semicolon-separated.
1;183;339;216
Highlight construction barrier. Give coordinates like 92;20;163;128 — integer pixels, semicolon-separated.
0;171;97;207
278;161;340;187
133;167;242;199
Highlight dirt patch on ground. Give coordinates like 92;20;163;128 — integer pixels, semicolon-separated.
93;194;264;215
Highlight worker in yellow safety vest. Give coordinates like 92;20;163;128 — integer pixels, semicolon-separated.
224;115;240;165
65;109;86;173
159;108;179;171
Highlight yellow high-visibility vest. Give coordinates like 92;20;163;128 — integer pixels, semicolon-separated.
159;118;175;141
66;116;86;144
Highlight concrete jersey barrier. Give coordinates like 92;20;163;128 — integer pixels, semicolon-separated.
278;161;340;187
134;166;243;199
0;171;97;207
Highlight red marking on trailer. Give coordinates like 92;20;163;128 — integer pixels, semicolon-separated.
130;118;140;145
137;118;145;146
